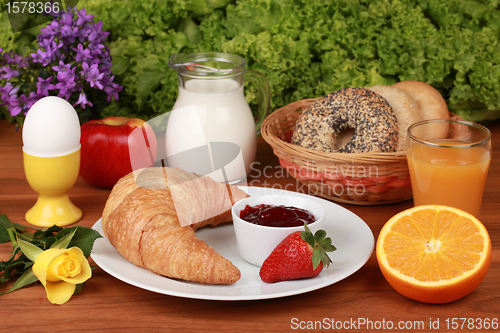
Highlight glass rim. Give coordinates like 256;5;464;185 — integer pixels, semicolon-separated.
168;52;246;77
407;119;491;148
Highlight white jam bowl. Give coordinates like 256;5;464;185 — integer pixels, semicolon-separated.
232;194;326;267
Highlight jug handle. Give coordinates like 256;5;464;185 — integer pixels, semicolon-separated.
246;69;270;136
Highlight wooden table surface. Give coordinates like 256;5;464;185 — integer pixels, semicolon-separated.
0;119;499;332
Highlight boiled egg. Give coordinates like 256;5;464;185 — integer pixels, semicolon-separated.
22;96;81;157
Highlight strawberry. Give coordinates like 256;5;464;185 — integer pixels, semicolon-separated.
259;224;336;283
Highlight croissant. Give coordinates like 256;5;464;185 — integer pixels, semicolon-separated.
101;167;248;284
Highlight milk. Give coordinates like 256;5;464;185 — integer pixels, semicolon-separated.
166;78;257;183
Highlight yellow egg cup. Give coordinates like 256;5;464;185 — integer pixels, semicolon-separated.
23;148;82;227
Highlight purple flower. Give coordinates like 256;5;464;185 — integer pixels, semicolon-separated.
3;52;29;68
38;36;54;50
81;62;104;89
0;83;19;101
60;25;79;44
73;43;92;62
40;21;60;39
52;60;70;73
88;42;105;57
88;21;109;43
26;91;40;109
49;40;64;57
31;49;51;66
9;94;28;116
59;11;74;26
1;91;16;107
52;60;75;81
31;49;44;63
1;66;19;80
104;82;123;102
74;91;93;109
76;9;93;26
36;39;63;64
4;52;20;63
56;80;77;99
36;77;55;95
0;87;10;105
77;27;91;42
87;57;102;68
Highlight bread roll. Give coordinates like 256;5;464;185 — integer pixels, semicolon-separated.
367;85;422;151
392;80;449;140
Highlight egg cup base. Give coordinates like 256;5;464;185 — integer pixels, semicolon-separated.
26;194;82;227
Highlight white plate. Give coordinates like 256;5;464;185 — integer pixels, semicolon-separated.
91;186;374;301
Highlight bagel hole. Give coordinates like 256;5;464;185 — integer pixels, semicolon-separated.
337;128;355;149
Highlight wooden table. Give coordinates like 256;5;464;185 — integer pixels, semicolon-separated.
1;119;499;332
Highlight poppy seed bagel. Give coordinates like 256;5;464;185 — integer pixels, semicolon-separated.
291;87;399;153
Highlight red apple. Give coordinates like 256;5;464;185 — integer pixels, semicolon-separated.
80;117;157;188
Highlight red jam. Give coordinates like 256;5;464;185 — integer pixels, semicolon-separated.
239;204;316;227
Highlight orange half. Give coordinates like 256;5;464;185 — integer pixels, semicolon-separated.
376;205;491;304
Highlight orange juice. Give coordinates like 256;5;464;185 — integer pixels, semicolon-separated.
407;139;491;217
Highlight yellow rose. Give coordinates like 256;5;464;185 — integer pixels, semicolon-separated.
32;247;92;305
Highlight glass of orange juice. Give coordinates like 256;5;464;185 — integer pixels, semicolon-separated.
407;119;491;217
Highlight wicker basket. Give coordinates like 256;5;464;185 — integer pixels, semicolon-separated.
261;98;413;205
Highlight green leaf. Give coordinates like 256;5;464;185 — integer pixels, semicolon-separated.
50;227;77;250
16;232;35;244
16;237;43;262
33;225;63;239
178;18;202;44
0;214;27;232
0;268;38;295
67;226;103;258
0;214;26;244
312;248;322;270
325;244;337;252
135;70;168;109
0;248;22;269
321;252;333;267
2;256;33;280
73;283;84;296
314;229;326;242
3;262;24;280
0;225;11;244
110;56;130;76
301;223;336;269
301;229;315;247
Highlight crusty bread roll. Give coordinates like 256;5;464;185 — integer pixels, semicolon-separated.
102;167;248;284
392;80;449;140
367;85;422;151
448;113;473;142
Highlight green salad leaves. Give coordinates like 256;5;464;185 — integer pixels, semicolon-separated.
2;0;500;122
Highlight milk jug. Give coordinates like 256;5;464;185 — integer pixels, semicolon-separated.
167;52;270;184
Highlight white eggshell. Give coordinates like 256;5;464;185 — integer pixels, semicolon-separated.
22;96;81;157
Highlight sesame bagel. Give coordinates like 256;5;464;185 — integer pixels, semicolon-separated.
367;85;422;151
291;87;399;153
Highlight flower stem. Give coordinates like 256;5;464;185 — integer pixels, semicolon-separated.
6;228;18;251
